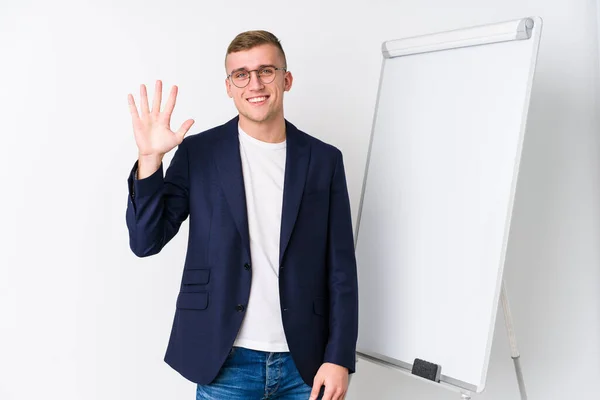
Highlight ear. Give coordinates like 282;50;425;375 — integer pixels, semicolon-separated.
225;77;233;98
284;71;293;92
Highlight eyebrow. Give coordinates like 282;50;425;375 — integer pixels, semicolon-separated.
230;64;277;74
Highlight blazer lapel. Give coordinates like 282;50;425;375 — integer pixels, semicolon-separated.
279;120;310;265
213;117;251;260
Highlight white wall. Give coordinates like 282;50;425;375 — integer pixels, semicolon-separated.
0;1;598;399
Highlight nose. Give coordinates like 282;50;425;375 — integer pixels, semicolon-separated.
247;70;264;90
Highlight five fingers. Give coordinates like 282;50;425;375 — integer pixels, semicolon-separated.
128;81;188;131
129;80;178;118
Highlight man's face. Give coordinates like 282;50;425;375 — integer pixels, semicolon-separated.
225;44;293;126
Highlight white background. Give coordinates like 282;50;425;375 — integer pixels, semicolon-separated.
0;1;598;399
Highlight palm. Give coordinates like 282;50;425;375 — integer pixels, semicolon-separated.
128;80;194;156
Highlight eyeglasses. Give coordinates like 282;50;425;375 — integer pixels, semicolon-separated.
227;66;287;88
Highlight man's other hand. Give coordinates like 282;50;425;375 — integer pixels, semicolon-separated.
310;362;348;400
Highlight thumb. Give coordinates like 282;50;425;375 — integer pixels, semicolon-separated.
310;375;324;400
176;119;195;143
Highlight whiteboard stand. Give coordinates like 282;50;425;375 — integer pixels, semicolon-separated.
500;281;528;399
354;16;542;400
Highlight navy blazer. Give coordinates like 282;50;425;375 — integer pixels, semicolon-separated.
126;116;358;386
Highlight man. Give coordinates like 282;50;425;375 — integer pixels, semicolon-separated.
126;30;358;400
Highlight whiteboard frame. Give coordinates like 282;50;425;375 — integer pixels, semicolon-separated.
354;16;543;393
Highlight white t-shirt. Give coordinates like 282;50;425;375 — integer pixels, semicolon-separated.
233;125;289;352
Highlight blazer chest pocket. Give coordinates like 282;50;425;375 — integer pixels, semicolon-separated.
177;292;208;310
181;268;210;293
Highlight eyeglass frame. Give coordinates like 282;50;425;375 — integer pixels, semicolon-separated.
227;65;288;88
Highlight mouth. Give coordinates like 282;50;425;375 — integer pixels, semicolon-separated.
246;95;269;106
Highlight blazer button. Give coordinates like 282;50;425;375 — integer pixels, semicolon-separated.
244;263;251;271
236;304;245;312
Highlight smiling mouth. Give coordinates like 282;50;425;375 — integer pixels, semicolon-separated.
247;96;269;104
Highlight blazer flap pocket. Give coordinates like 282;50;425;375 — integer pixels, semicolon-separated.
183;268;210;285
177;292;209;310
313;297;328;316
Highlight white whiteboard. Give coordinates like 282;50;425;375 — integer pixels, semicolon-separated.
355;17;542;393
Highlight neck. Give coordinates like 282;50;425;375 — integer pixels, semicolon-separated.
239;115;286;143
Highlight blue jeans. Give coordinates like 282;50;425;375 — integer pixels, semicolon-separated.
196;347;324;399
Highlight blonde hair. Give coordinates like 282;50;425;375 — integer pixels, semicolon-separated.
226;30;287;68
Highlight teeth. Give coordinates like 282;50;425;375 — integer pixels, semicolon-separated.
248;96;267;103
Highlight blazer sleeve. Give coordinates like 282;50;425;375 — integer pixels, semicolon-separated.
125;140;190;257
323;149;359;373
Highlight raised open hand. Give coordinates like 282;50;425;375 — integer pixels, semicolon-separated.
128;80;195;157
